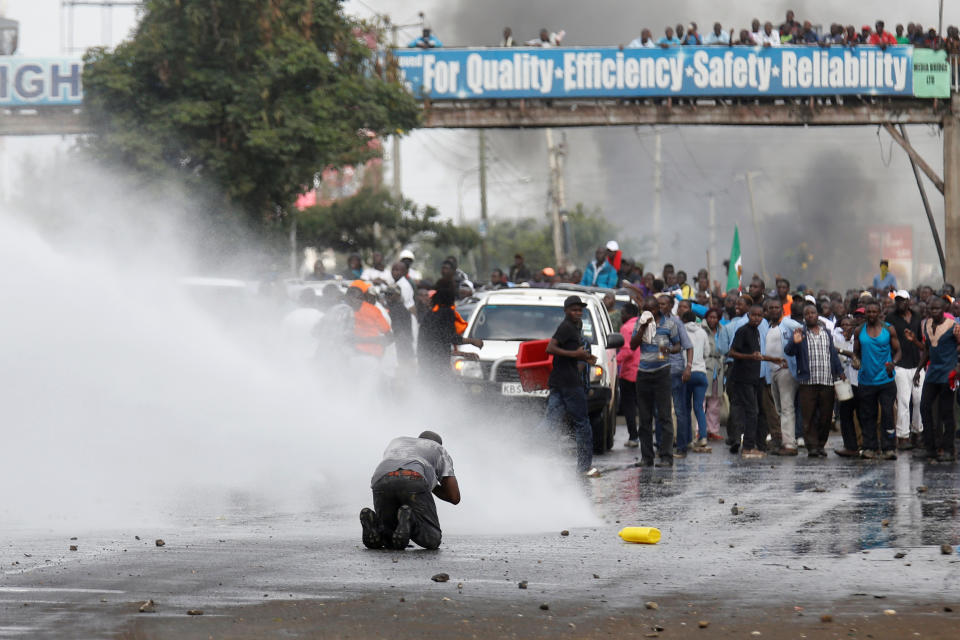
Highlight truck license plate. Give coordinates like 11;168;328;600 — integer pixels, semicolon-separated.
501;382;549;397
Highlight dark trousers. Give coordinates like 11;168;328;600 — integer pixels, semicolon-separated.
837;387;860;451
654;372;683;450
543;385;593;472
728;379;761;450
797;384;836;451
637;367;674;462
920;381;957;455
372;474;442;550
670;371;689;450
858;381;897;452
619;377;639;440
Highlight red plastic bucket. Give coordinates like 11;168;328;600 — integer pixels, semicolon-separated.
516;339;553;392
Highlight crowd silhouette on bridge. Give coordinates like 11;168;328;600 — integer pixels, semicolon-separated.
405;8;960;55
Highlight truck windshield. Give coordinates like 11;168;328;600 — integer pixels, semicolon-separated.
468;305;597;344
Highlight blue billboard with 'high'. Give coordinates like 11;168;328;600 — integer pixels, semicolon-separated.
0;58;84;106
394;46;932;99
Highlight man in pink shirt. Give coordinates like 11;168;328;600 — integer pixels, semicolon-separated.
616;302;642;447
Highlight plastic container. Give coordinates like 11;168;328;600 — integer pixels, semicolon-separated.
834;379;853;402
516;339;553;392
618;526;662;544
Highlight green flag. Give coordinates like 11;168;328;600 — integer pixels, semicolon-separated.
726;226;742;292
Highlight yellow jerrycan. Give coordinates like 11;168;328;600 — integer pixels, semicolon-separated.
618;527;661;544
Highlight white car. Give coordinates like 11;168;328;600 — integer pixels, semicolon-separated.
452;288;624;454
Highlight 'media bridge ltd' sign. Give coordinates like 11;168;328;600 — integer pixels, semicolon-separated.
395;46;951;100
0;58;83;106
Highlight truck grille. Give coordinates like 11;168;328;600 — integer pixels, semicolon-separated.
493;361;520;383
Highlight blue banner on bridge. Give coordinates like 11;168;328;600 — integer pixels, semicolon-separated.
393;46;941;100
0;58;84;107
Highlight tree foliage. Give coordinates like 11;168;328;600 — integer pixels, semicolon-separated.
82;0;420;223
485;204;621;272
297;187;480;258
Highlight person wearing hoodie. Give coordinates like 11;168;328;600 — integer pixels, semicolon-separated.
680;310;710;450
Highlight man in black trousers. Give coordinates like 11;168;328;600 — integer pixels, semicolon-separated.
728;304;786;459
360;431;460;550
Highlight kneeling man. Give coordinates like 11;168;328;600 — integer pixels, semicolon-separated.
360;431;460;550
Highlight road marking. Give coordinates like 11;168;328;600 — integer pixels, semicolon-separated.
0;587;125;594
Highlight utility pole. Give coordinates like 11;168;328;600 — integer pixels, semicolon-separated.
708;195;717;282
390;24;402;198
478;130;489;275
939;0;944;36
545;128;567;268
385;12;425;198
653;131;662;271
740;171;769;285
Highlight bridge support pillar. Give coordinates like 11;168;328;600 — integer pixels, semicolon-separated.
944;95;960;285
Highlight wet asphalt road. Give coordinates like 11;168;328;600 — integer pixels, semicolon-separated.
2;423;959;638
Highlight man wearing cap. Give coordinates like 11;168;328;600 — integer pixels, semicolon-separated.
543;295;599;476
887;290;924;448
579;245;619;289
398;249;422;283
360;431;459;550
872;259;897;292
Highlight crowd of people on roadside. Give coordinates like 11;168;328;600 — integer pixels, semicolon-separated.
406;10;960;54
286;245;958;472
610;256;959;471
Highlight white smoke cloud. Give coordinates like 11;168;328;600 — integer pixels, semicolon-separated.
0;159;598;535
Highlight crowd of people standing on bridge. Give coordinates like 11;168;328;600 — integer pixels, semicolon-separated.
623;10;960;52
405;8;960;55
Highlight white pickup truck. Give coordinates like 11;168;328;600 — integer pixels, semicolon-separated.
452;288;624;455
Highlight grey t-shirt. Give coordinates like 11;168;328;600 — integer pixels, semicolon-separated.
371;436;455;489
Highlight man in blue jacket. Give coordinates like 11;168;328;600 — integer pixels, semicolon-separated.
580;246;619;289
784;303;845;458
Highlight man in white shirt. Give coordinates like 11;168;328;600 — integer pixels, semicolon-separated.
526;28;565;47
388;261;416;313
750;18;764;45
764;299;801;455
703;23;731;45
757;22;780;46
360;251;391;286
627;28;656;48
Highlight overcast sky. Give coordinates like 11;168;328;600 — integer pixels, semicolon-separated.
3;0;959;287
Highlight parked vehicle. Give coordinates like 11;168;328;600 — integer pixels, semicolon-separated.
452;288;624;454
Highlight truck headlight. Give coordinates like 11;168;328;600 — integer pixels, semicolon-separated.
590;365;604;382
454;359;484;379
